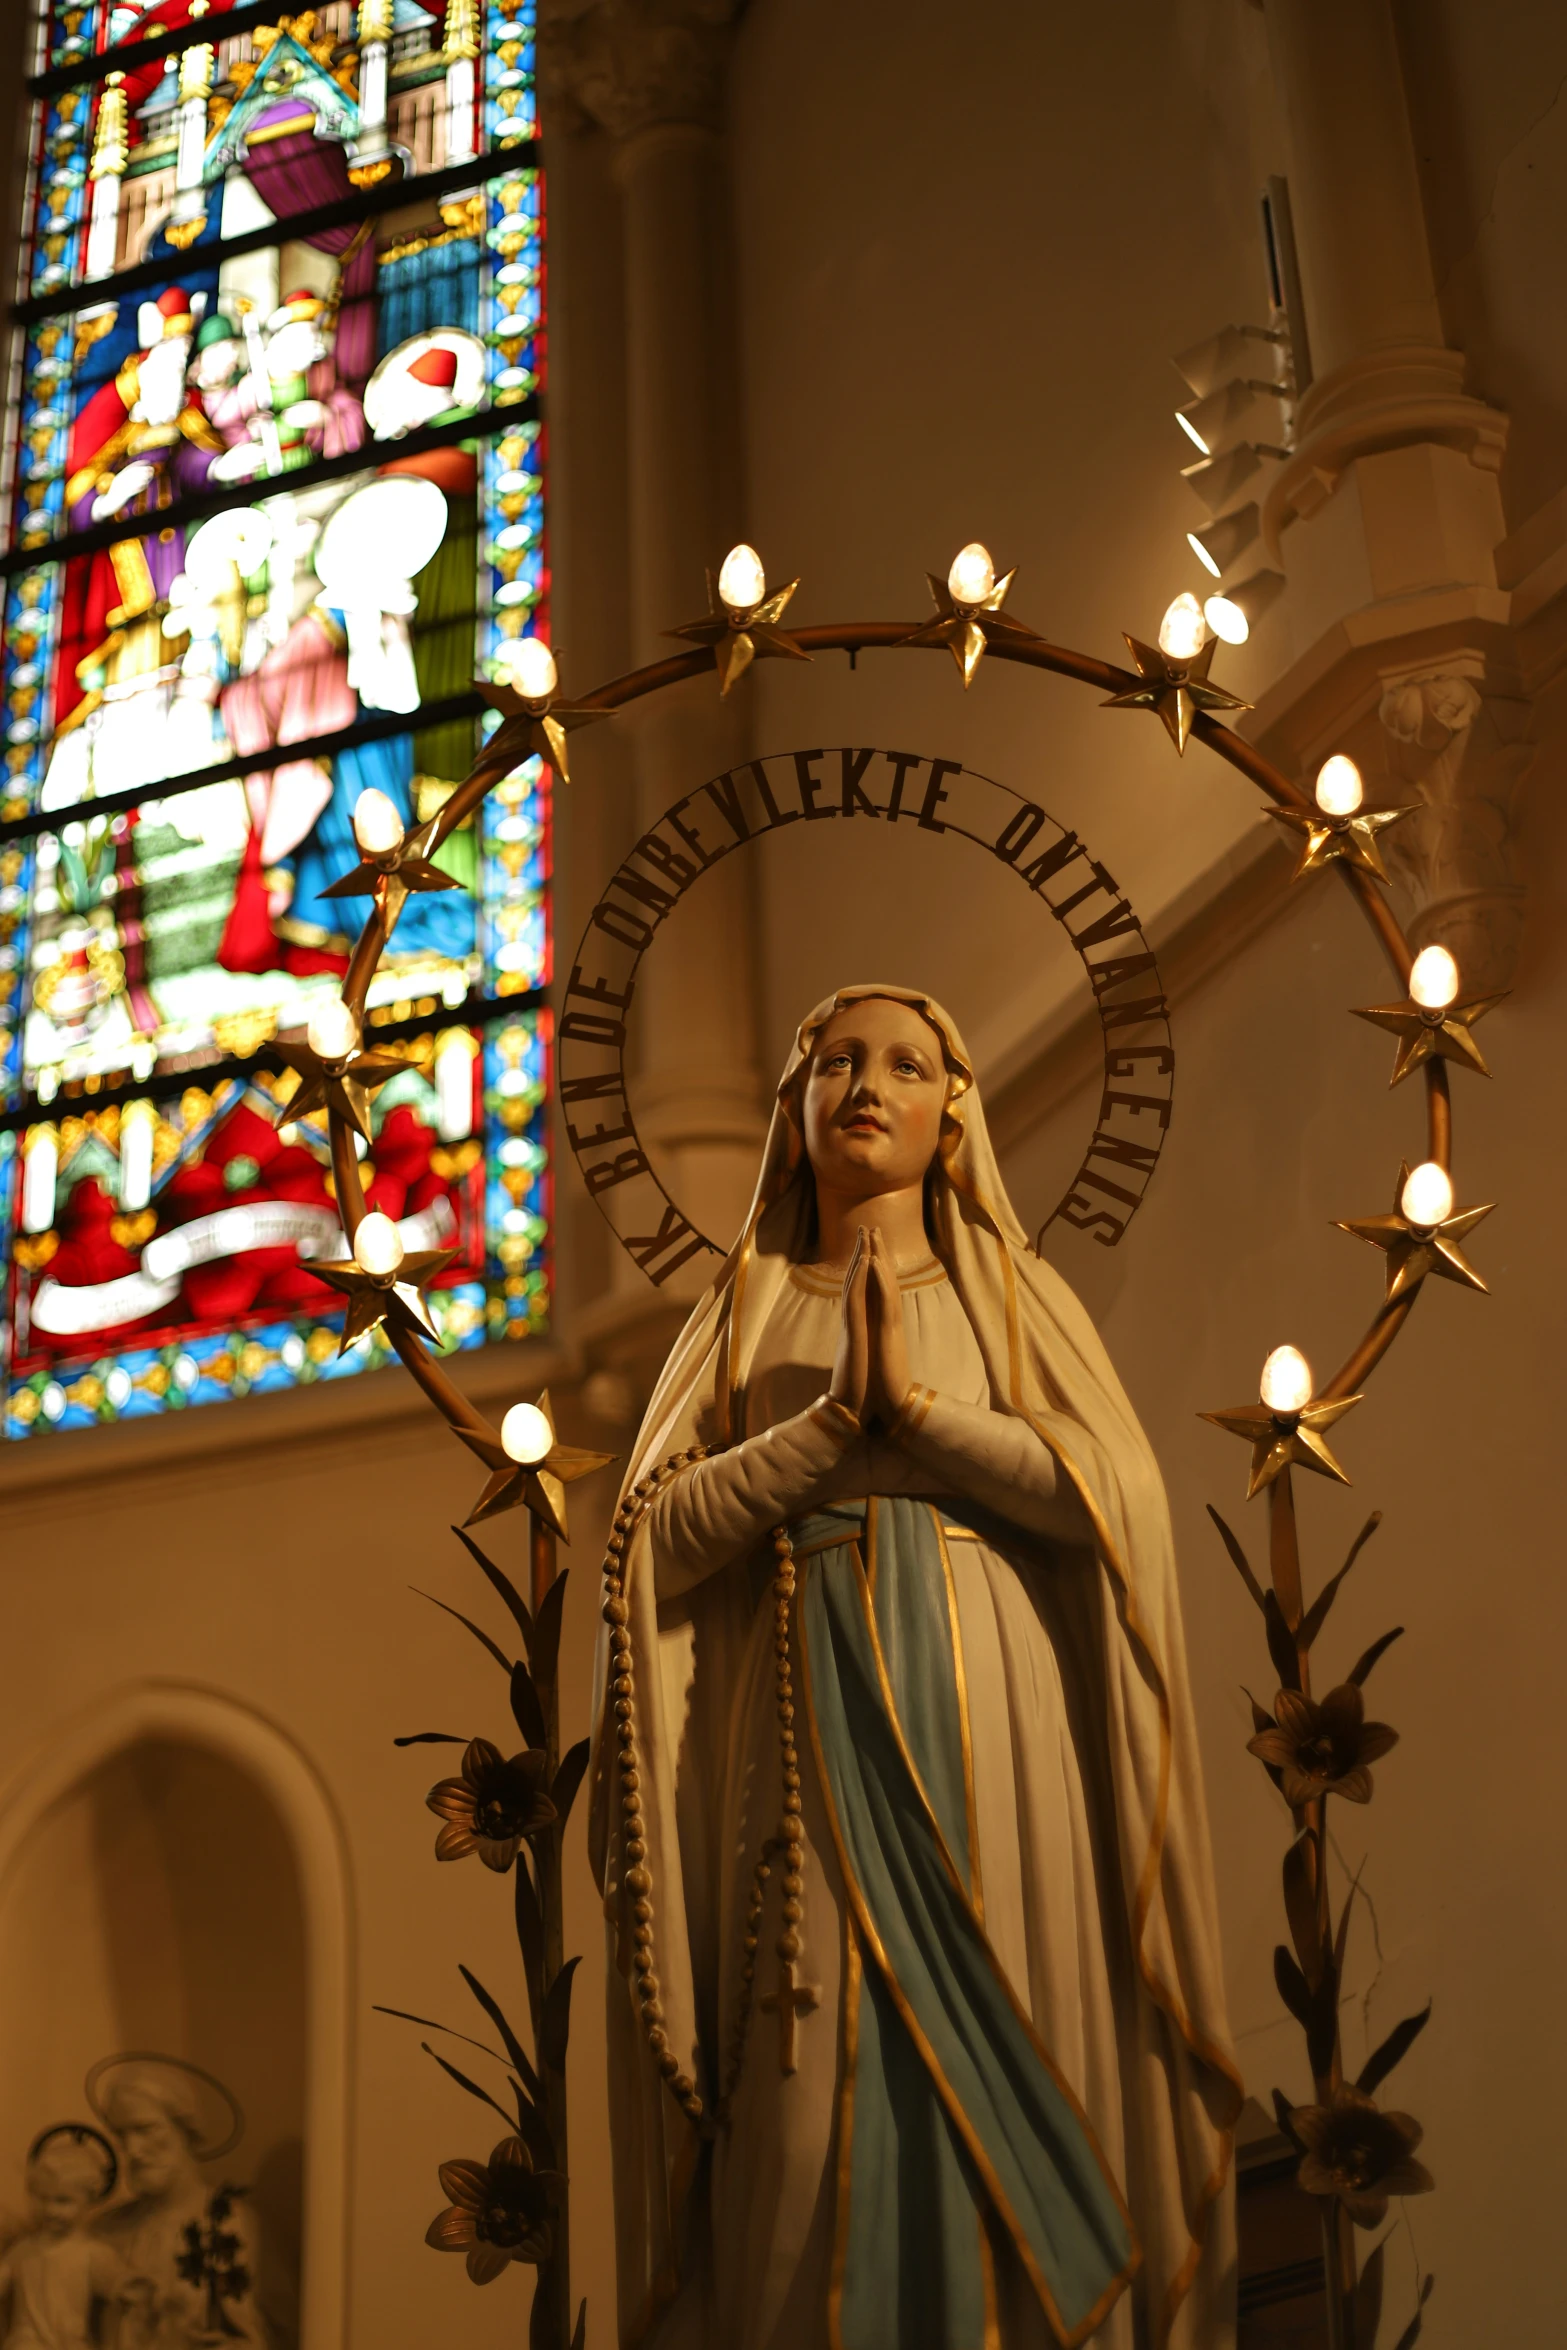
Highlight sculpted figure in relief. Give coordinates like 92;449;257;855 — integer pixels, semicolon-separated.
593;986;1241;2349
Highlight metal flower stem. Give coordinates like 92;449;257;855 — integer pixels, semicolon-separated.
1269;1467;1359;2350
529;1505;572;2350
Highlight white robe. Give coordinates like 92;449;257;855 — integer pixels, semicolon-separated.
641;1260;1135;2348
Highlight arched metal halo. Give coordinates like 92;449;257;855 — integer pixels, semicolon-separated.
309;612;1461;1498
85;2051;246;2162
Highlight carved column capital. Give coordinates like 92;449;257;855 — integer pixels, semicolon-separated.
538;0;737;140
1375;655;1534;996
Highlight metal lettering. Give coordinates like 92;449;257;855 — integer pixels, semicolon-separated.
794;748;832;819
884;750;924;820
995;804;1046;862
584;1146;650;1196
840;748;881;817
1068;898;1142;949
1099;1089;1171;1127
751;758;798;829
919;759;959;832
560;1009;626;1049
1087;1129;1160;1174
1020;831;1084;892
592;901;654;950
704;771;750;840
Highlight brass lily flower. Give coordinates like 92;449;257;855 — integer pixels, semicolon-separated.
426;1737;556;1871
1294;2086;1433;2228
1248;1684;1398;1807
425;2135;561;2279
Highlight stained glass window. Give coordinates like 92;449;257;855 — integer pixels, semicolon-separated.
0;0;551;1440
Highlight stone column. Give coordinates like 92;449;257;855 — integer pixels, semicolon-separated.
543;0;769;1275
1264;0;1442;374
1261;0;1507;526
1254;0;1528;992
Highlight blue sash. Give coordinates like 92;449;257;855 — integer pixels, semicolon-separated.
791;1497;1134;2348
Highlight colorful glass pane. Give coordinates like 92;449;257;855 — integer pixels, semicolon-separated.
1;0;551;1440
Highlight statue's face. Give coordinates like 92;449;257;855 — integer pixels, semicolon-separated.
802;998;946;1197
109;2095;196;2198
31;2175;92;2236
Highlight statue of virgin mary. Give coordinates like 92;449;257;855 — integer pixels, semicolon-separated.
590;987;1242;2350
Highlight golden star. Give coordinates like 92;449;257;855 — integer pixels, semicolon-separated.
1351;988;1506;1085
1337;1168;1494;1302
453;1389;616;1537
1101;635;1251;755
318;816;463;942
1266;801;1413;883
475;678;612;788
273;1033;415;1147
1200;1392;1363;1500
307;1246;459;1355
667;574;813;696
900;564;1039;687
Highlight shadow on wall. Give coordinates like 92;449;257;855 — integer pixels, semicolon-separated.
0;1737;305;2348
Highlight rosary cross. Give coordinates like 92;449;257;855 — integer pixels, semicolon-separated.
760;1953;820;2074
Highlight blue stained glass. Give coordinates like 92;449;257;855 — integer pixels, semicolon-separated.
1;0;552;1438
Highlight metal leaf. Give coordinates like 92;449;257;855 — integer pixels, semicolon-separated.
1306;1953;1341;2083
418;2042;518;2130
1356;2002;1432;2097
371;2004;508;2070
1300;1512;1382;1649
1207;1504;1266;1612
1264;1591;1302;1691
532;1570;570;1692
510;1659;548;1751
1271;2087;1305;2150
570;2300;587;2350
459;1965;542;2104
392;1730;466;1746
1273;1945;1313;2026
1349;1626;1405;1686
552;1739;591;1829
540;1956;581;2076
1244;1689;1284;1791
1283;1830;1324;1986
451;1522;534;1649
1390;2275;1434;2350
1354;2239;1385;2345
411;1585;512;1674
514;1855;545;2033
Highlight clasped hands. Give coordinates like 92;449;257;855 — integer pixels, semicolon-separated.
827;1226;911;1429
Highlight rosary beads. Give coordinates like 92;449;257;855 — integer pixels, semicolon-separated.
603;1460;817;2127
600;1444;710;2126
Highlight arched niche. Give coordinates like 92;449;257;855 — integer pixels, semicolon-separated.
0;1686;351;2348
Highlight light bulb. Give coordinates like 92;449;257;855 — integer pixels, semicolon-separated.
1203;592;1249;645
504;635;558;702
1408;944;1459;1012
306;997;359;1064
501;1400;553;1465
718;543;766;613
1157;592;1207;661
1259;1344;1313;1415
353;786;405;858
1314;755;1363;817
352;1209;404;1279
947;541;996;608
1400;1161;1453;1231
